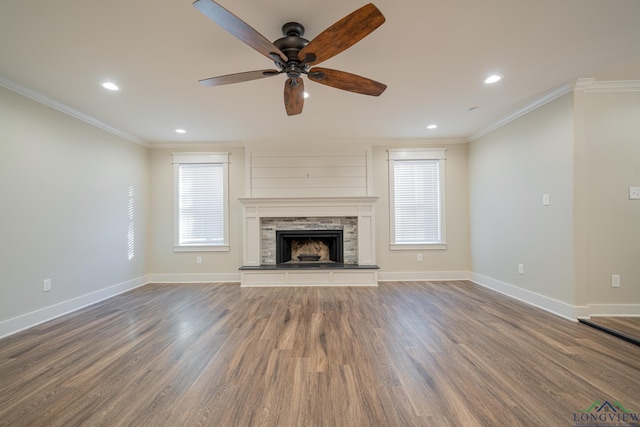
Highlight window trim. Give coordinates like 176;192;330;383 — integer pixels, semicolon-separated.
388;148;447;250
172;152;230;252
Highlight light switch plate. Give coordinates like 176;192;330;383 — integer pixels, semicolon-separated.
630;187;640;200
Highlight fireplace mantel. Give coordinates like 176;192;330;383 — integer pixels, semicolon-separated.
238;196;379;212
239;197;379;268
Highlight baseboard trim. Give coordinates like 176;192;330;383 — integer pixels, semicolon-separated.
586;304;640;317
0;275;149;339
378;271;469;282
469;272;583;321
8;271;631;339
241;283;378;288
147;273;241;283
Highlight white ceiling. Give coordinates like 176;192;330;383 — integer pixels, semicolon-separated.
1;0;639;147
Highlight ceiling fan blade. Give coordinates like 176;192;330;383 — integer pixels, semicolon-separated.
298;3;385;65
198;70;280;86
308;67;386;96
193;0;288;63
284;78;304;116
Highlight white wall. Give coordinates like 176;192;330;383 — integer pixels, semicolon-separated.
246;148;370;198
468;94;576;314
0;87;149;336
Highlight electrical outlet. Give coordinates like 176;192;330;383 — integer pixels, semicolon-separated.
417;253;423;262
629;187;640;200
43;279;52;292
518;264;524;275
542;193;550;206
611;275;621;288
196;256;202;264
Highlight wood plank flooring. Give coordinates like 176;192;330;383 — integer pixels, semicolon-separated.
1;281;639;426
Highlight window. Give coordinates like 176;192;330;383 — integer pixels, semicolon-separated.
128;186;135;260
173;152;229;252
388;148;446;250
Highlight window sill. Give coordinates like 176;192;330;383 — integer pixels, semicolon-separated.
390;243;447;251
174;245;230;253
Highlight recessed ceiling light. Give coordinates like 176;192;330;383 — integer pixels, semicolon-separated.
175;129;187;134
427;124;438;129
101;82;119;91
303;92;309;99
484;75;502;84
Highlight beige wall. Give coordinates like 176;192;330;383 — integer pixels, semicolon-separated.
0;86;148;326
147;148;245;276
5;78;637;333
469;86;640;315
469;94;576;305
146;143;470;277
582;90;640;305
372;143;470;274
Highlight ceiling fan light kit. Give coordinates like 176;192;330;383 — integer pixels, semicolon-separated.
193;0;387;115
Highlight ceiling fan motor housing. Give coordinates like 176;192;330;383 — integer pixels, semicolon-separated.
274;22;309;59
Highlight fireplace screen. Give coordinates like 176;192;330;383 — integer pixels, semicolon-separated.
276;230;344;264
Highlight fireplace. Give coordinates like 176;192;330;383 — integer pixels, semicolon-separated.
239;197;379;286
238;197;378;269
276;230;344;264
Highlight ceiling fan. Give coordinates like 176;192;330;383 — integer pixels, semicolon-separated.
193;0;387;116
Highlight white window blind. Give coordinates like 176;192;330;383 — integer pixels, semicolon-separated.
388;148;446;249
173;152;229;252
394;160;441;243
178;163;224;245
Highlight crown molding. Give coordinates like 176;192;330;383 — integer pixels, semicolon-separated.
573;77;596;90
574;78;640;92
470;78;640;141
149;141;245;150
372;137;469;146
469;82;573;141
0;75;148;148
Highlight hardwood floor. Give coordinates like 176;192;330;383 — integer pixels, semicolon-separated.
1;281;639;426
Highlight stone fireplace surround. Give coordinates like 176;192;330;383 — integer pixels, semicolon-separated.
263;217;356;265
239;197;379;287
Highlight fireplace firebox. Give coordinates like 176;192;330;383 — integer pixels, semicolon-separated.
276;230;344;264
